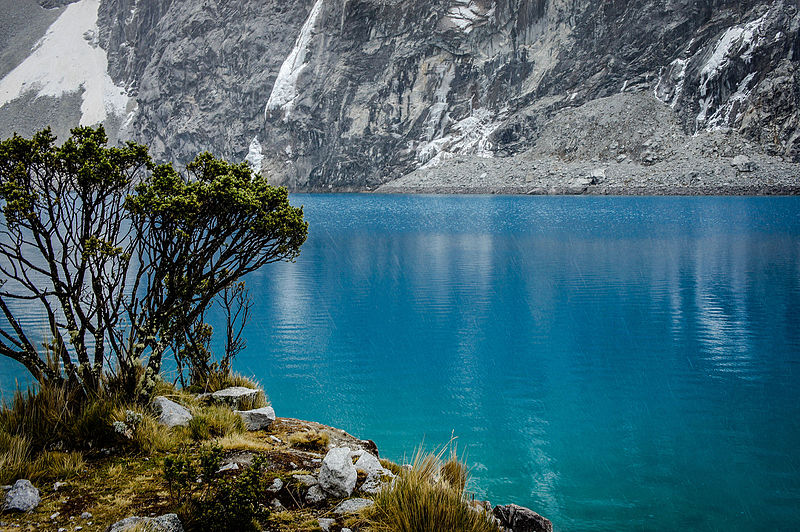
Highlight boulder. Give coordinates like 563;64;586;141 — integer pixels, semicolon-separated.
333;497;374;515
152;396;192;428
319;447;357;498
106;514;183;532
732;154;756;172
209;386;261;409
305;484;327;504
353;452;384;477
234;406;276;431
354;451;393;494
493;504;552;532
3;479;40;512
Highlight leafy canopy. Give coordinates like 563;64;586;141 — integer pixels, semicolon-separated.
0;126;307;399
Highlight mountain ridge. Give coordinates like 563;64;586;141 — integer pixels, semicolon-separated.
0;0;797;192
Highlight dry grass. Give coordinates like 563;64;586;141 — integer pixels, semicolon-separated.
214;433;273;452
363;444;501;532
288;429;329;451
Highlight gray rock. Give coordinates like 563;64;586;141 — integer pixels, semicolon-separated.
733;155;756;172
317;517;335;531
319;447;357;498
353;452;385;477
305;484;327;504
267;478;284;493
152;396;192;428
209;387;261;409
234;406;275;431
105;514;184;532
292;473;318;487
4;479;40;512
360;475;383;495
493;504;553;532
270;498;286;512
342;529;352;532
81;512;92;519
333;498;374;515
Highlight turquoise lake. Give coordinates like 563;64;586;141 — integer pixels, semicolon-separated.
2;194;799;530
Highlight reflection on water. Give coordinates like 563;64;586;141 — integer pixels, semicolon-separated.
1;195;799;531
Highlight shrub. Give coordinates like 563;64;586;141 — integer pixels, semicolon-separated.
363;446;500;532
165;446;270;531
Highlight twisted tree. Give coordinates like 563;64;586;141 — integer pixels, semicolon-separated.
0;126;307;400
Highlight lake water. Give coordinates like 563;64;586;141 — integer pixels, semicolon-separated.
2;195;799;530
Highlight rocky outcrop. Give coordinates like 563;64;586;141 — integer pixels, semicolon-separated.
152;396;192;428
3;480;40;512
493;504;553;532
318;447;358;498
0;0;796;192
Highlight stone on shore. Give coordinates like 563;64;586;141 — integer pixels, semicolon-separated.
152;396;192;428
234;406;275;431
493;504;553;532
319;447;357;498
333;497;374;515
106;514;183;532
209;386;261;409
3;479;40;512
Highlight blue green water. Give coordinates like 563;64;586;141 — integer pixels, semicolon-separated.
2;195;799;530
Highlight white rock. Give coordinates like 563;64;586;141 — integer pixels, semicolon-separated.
152;396;192;428
106;514;183;532
333;498;374;515
216;462;239;473
267;478;284;493
305;484;327;504
210;386;261;409
234;406;276;431
319;447;357;498
353;452;385;477
4;479;40;512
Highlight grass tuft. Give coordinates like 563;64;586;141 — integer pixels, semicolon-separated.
362;444;501;532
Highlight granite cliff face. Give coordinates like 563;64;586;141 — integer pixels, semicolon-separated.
0;0;797;191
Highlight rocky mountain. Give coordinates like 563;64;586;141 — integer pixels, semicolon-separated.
0;0;797;192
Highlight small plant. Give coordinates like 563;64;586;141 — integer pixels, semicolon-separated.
164;446;270;531
288;429;330;451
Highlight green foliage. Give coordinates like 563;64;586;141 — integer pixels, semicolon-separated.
363;444;501;532
165;446;270;532
0;126;307;401
186;405;245;442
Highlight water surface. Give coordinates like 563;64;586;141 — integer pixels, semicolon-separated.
2;195;799;531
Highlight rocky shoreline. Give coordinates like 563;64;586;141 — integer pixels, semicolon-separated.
2;386;552;532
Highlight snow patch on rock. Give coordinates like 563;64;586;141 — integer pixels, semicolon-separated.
0;0;130;126
265;0;324;121
695;12;769;129
418;107;501;168
245;137;264;174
